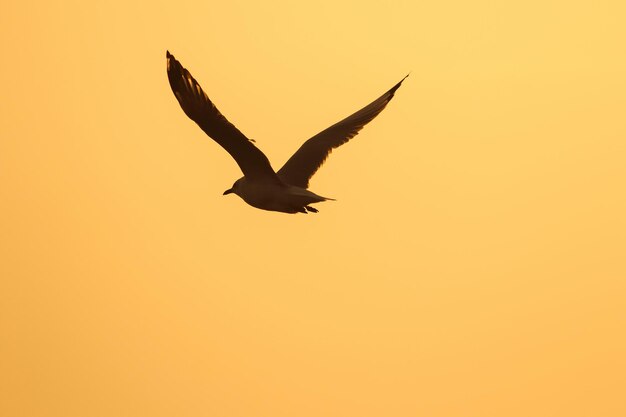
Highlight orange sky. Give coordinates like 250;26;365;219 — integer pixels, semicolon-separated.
1;1;625;416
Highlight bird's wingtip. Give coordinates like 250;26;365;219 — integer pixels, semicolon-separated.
389;73;409;95
166;51;174;72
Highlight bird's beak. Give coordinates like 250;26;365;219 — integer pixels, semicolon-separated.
223;188;233;195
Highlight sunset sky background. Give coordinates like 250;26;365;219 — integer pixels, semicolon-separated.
1;1;625;416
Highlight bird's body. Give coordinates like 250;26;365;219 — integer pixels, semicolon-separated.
166;51;406;214
227;178;330;214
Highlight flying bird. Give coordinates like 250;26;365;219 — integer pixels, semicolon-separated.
166;51;406;214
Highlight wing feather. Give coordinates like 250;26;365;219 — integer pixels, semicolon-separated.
166;51;278;180
277;75;407;188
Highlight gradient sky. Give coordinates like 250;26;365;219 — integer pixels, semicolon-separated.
1;1;625;416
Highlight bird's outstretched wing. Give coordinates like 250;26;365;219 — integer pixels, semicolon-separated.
277;75;408;188
166;51;278;180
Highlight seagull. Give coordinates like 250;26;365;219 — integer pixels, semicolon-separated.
166;51;406;214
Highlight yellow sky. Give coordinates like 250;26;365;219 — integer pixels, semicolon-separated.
1;1;625;416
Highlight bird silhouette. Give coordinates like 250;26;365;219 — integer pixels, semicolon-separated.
166;51;406;214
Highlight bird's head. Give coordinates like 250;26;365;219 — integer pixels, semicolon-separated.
223;178;243;196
